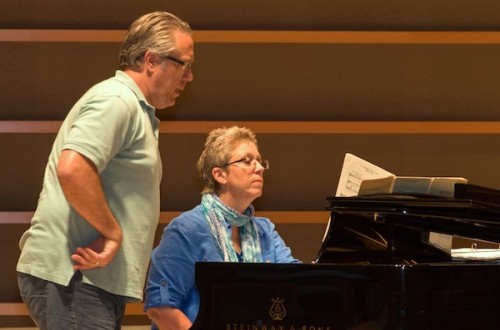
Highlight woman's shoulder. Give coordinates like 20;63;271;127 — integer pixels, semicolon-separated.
176;204;203;217
169;205;205;228
253;216;275;230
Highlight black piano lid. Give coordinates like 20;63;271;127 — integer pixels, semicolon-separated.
327;195;500;225
328;182;500;220
322;184;500;246
319;188;500;263
325;195;500;245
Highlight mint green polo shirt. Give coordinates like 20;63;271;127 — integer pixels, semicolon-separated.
17;71;162;302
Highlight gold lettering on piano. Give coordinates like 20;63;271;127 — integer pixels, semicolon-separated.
224;297;332;330
224;325;332;330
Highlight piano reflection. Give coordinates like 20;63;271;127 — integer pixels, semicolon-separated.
192;183;500;330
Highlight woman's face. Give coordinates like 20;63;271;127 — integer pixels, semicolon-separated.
221;140;266;205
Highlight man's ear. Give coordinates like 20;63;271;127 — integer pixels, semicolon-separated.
143;50;159;70
212;167;227;185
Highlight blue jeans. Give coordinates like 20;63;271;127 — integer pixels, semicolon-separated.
17;271;126;330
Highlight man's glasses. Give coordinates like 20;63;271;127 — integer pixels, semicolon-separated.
164;55;192;72
224;157;270;170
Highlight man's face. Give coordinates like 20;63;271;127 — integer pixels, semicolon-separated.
149;30;194;110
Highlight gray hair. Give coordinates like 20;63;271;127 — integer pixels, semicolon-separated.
197;126;258;194
119;11;192;70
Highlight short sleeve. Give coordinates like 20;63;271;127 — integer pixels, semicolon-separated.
63;94;134;173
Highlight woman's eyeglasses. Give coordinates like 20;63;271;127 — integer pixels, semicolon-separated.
224;157;270;170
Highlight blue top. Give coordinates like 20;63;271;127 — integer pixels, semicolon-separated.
17;71;162;301
145;204;300;324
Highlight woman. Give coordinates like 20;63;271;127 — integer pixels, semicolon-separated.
145;126;300;329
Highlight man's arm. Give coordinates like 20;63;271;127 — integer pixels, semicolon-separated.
146;306;192;330
57;149;122;269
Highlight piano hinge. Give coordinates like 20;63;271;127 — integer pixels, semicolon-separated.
373;212;386;223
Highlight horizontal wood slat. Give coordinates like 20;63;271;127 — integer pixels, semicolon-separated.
0;303;27;316
2;30;500;44
0;211;329;224
3;121;500;134
0;303;146;316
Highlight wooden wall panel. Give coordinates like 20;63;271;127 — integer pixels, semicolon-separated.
3;42;500;121
2;1;500;30
0;43;120;120
3;132;500;212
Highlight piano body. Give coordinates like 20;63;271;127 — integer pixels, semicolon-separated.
192;184;500;329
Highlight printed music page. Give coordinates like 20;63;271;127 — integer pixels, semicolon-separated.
335;153;395;197
452;248;500;261
335;153;468;198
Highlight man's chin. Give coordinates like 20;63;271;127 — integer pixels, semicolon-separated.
156;101;175;110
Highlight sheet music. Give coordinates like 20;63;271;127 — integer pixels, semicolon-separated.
336;154;467;198
452;248;500;261
335;153;394;197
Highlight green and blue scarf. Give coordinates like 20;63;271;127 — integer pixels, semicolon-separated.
201;193;262;262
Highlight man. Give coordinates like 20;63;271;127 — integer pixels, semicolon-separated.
16;11;194;329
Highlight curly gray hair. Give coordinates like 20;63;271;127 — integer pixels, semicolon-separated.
197;126;258;194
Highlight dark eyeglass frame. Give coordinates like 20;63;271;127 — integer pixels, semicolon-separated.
164;55;192;71
224;157;270;170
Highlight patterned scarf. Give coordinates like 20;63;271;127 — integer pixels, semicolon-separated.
201;193;262;262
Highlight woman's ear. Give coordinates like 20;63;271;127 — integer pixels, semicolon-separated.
212;167;227;185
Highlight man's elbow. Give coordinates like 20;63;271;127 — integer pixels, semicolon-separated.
57;150;78;180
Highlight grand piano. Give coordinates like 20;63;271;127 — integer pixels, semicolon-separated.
191;184;500;330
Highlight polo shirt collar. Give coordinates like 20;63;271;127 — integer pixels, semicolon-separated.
113;70;160;139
